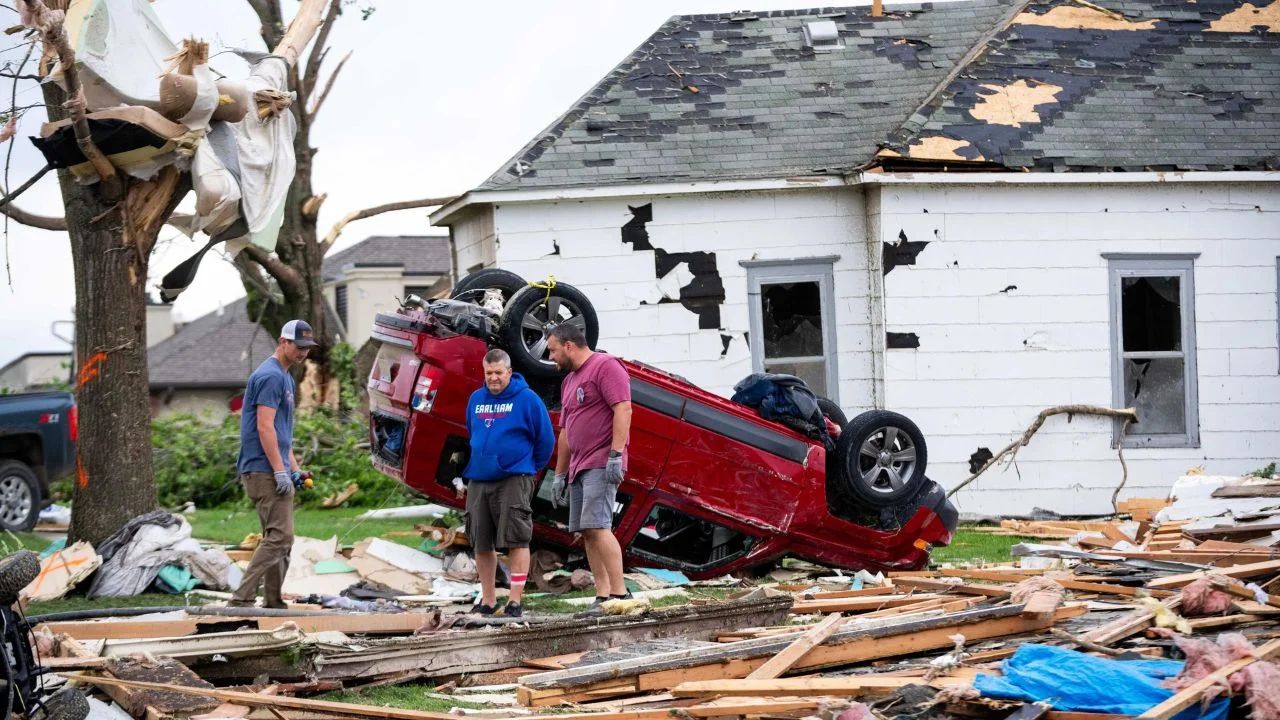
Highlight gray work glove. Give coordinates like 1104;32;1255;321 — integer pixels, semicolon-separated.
605;453;624;485
273;470;295;496
552;473;568;507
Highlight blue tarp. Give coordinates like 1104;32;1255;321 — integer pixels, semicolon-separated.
975;644;1228;720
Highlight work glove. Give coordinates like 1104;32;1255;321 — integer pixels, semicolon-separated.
552;473;568;507
605;453;624;485
273;470;295;496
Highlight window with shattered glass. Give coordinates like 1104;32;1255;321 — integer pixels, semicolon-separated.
1106;255;1199;448
745;261;839;404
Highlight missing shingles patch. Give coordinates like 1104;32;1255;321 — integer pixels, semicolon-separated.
1207;2;1280;32
903;135;985;161
1012;5;1157;31
969;79;1064;127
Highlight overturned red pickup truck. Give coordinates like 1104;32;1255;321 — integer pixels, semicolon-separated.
366;270;957;577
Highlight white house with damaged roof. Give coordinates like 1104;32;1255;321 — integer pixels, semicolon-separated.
430;0;1280;516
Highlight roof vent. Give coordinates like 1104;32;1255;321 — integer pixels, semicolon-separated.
803;20;843;52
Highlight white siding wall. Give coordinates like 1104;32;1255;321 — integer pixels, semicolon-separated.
875;181;1280;516
453;207;496;276
487;189;877;406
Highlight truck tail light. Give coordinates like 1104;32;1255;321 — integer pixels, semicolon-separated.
69;404;78;443
411;366;444;414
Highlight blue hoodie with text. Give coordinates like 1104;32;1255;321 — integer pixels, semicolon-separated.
463;373;555;482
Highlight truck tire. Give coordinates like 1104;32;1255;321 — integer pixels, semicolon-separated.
0;550;39;605
0;460;40;532
33;688;90;720
835;410;928;507
500;283;599;379
451;268;527;306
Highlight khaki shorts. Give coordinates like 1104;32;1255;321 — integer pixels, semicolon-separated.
465;475;534;553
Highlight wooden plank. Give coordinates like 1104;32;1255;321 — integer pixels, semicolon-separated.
1212;484;1280;498
791;593;953;613
69;675;458;720
521;605;1085;706
1146;559;1280;589
891;577;1011;598
673;675;977;698
1137;639;1280;719
40;612;442;639
1049;707;1141;712
1084;597;1181;646
1209;579;1280;608
798;587;897;600
1185;614;1265;631
937;569;1043;582
747;613;844;680
1095;550;1275;566
686;698;819;717
1056;579;1176;599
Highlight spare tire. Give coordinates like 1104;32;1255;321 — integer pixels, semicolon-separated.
816;397;848;427
500;283;599;379
451;268;527;306
836;410;928;507
0;549;39;605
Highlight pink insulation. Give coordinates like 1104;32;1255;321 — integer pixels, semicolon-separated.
1165;633;1280;717
1182;574;1240;617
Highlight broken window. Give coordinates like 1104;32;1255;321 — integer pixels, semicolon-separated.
1106;255;1199;448
628;504;756;571
744;260;840;403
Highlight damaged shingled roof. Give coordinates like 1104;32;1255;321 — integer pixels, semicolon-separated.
480;0;1019;189
882;0;1280;171
482;0;1280;189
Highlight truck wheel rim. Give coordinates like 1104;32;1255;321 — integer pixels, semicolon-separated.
856;426;918;495
0;475;32;526
518;295;588;361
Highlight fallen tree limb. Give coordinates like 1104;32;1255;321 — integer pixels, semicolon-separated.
947;405;1137;499
319;196;457;254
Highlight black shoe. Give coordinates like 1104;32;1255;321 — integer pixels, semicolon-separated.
501;602;523;618
574;597;609;618
610;592;634;601
470;602;497;616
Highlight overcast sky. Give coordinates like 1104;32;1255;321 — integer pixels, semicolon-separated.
0;0;848;369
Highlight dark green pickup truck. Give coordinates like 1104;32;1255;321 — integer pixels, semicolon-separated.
0;391;76;531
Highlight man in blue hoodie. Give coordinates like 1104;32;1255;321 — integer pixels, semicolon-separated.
462;348;555;617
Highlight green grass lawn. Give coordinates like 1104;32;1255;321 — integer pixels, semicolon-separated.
317;684;487;712
188;507;435;548
931;528;1031;565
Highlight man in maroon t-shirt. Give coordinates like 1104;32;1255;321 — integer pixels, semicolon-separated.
547;323;632;613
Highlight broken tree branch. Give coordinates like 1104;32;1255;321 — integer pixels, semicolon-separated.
272;0;328;69
0;162;50;208
319;196;456;254
301;0;340;99
947;405;1138;499
242;243;306;298
0;197;65;230
306;49;349;120
17;0;121;199
1110;417;1134;513
246;0;286;51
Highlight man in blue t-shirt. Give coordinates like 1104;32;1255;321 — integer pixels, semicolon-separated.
461;348;554;618
229;319;316;608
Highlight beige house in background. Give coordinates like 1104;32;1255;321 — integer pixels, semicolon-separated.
147;235;450;420
0;352;72;392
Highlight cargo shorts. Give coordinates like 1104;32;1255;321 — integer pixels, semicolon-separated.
568;467;617;533
464;474;534;553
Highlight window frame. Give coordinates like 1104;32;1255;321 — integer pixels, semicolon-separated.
334;283;348;332
1103;253;1200;449
742;257;841;406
